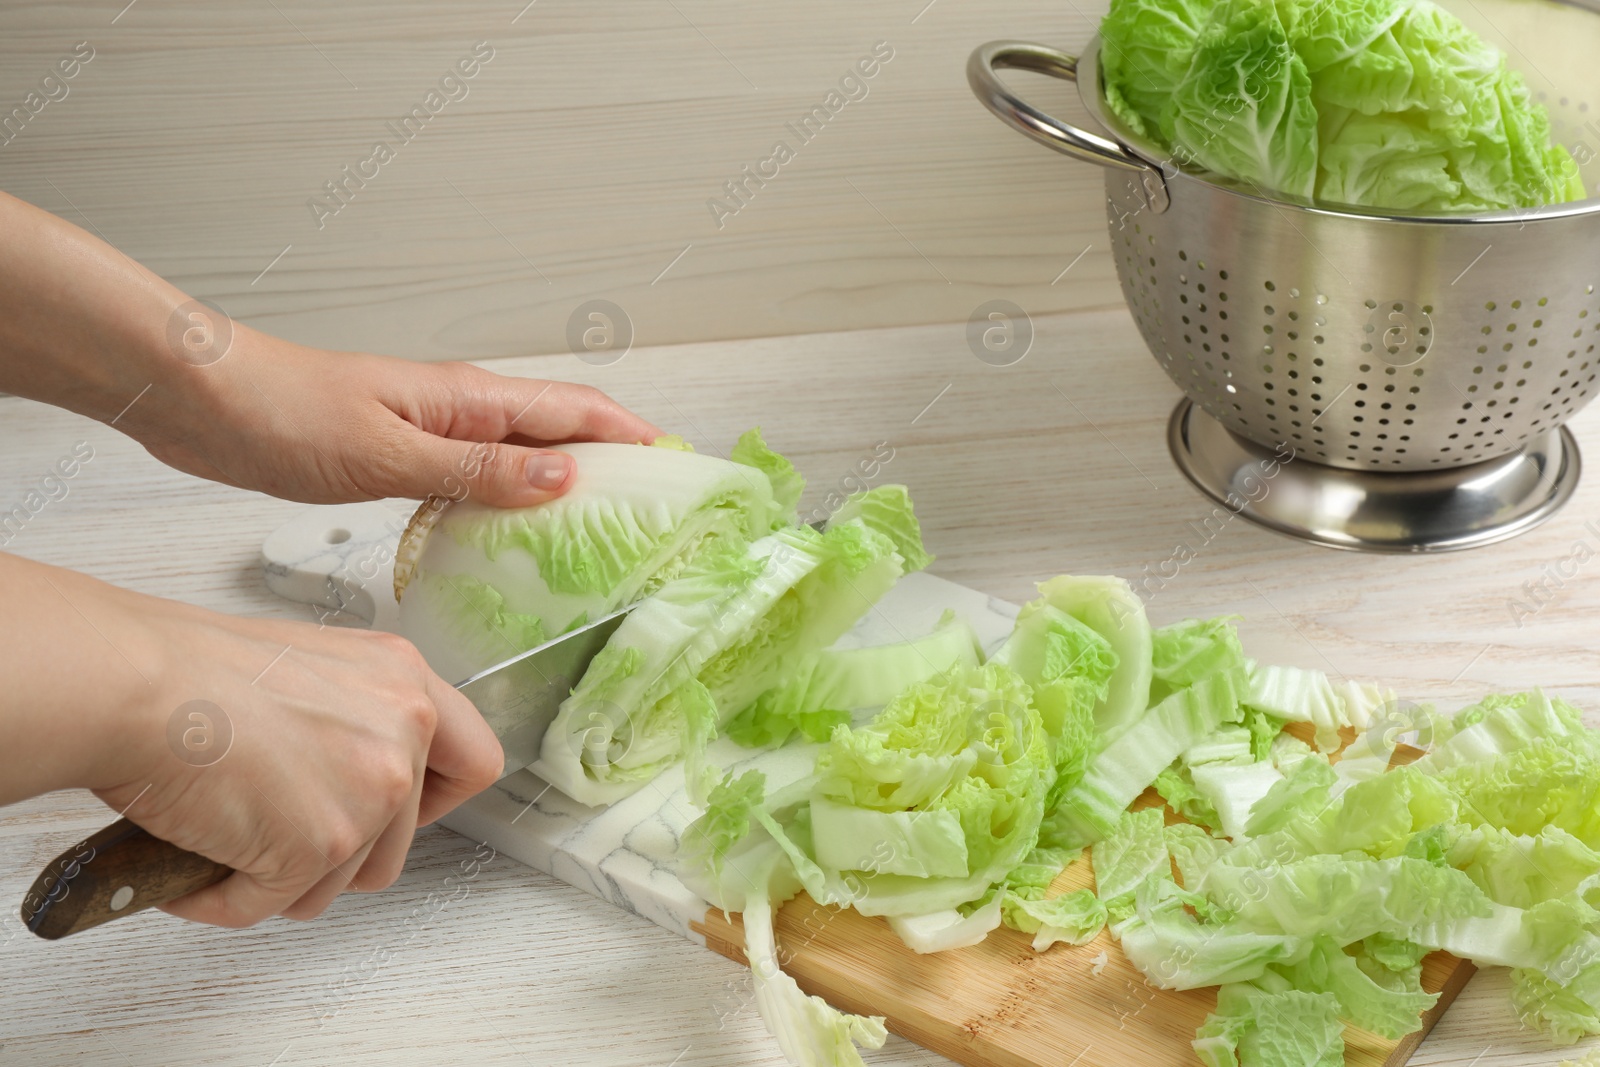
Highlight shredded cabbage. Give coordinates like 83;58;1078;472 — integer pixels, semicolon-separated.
505;476;1600;1067
535;489;927;805
727;610;981;748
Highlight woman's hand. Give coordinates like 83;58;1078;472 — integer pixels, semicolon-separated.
0;189;660;508
2;553;504;926
136;327;661;508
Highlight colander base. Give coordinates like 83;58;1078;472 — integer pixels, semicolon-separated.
1167;401;1581;553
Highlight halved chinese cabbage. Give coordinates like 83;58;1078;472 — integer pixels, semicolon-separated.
395;434;787;683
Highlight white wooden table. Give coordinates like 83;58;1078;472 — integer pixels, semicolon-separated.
2;309;1597;1066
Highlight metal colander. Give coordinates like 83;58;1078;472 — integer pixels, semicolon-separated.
970;0;1600;549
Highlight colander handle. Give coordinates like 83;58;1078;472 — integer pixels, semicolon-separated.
967;40;1170;213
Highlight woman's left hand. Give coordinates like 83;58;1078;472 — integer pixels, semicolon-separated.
136;326;662;507
0;190;659;508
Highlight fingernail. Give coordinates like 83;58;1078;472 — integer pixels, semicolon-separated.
525;453;572;491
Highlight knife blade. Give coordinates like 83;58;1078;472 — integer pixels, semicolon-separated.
19;608;635;940
459;607;632;780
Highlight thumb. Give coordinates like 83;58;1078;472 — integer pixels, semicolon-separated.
397;433;575;507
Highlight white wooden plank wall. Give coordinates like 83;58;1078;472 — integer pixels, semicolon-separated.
0;0;1119;360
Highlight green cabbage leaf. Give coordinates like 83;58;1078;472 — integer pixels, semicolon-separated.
1100;0;1587;211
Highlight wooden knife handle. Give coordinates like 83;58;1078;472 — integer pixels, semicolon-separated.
20;818;231;940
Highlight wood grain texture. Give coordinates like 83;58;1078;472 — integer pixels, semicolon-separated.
695;901;1471;1067
692;730;1475;1067
20;817;232;940
1;309;1598;1063
0;0;1123;361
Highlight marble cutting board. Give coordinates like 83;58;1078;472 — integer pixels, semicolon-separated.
259;500;1022;940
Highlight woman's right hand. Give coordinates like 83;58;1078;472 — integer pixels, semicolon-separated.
2;552;503;927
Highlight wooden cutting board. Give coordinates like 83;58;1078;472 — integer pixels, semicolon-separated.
263;503;1472;1067
694;727;1475;1067
693;888;1469;1067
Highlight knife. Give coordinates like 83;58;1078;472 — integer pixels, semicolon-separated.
19;608;633;940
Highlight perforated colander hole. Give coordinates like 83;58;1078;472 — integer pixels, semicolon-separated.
1266;281;1276;292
